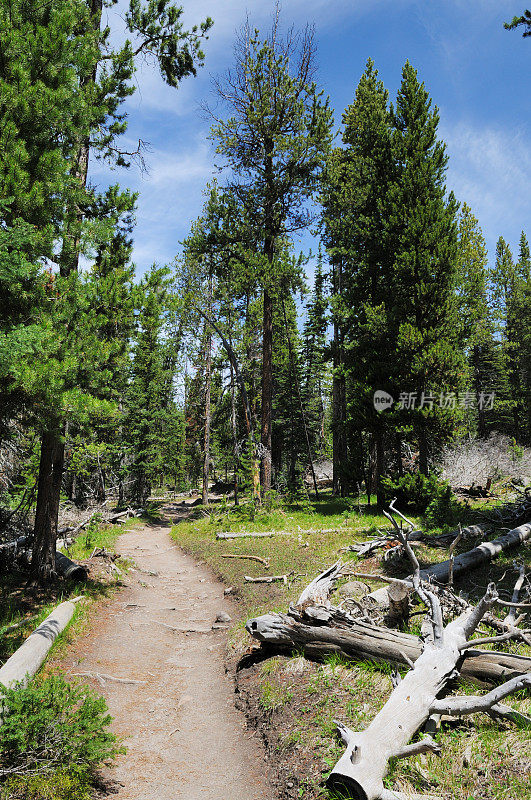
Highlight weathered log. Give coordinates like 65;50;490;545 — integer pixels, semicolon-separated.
245;611;531;682
368;522;531;605
216;528;347;540
0;597;83;691
55;551;88;582
326;582;530;799
244;574;288;584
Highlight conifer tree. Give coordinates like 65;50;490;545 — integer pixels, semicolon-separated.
210;14;332;494
387;61;461;474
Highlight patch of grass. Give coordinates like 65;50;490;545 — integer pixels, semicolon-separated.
170;491;531;800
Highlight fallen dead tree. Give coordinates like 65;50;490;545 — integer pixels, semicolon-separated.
216;528;347;540
245;509;531;799
367;513;531;605
0;597;84;691
247;609;531;682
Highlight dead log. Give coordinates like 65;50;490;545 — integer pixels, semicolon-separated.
295;561;343;608
221;553;270;567
367;521;531;606
216;528;347;540
55;551;88;582
325;525;531;800
244;574;288;585
0;597;84;691
246;610;531;682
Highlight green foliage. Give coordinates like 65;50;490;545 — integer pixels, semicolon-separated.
1;769;93;800
0;675;123;782
381;471;454;514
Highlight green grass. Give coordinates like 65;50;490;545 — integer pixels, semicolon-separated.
170;491;531;800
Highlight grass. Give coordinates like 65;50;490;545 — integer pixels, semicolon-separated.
0;517;142;668
170;491;531;800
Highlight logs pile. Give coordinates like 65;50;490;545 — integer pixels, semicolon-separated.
245;504;531;800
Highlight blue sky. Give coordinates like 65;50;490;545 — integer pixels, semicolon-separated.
90;0;530;280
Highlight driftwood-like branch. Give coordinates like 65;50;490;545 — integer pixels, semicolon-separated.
324;576;529;799
221;553;270;567
244;574;288;584
504;565;527;626
295;562;343;608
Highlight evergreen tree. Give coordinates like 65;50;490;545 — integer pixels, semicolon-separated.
387;61;462;475
505;9;531;36
210;15;332;495
126;266;173;504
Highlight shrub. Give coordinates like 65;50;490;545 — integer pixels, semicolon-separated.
0;675;123;787
381;472;451;514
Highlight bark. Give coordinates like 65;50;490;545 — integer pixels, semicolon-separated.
367;522;531;606
0;598;83;691
332;258;347;496
260;287;274;495
325;585;528;799
31;429;65;583
229;360;239;505
202;279;213;506
245;610;531;683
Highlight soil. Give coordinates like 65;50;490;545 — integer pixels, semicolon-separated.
56;513;273;800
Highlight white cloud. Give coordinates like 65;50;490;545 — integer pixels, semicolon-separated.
442;119;531;254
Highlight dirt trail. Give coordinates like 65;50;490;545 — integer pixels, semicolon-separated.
60;518;272;800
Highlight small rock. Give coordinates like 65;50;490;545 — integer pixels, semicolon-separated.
215;611;232;623
224;586;233;595
286;781;294;789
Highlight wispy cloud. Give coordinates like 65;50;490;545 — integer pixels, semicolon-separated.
442;119;531;254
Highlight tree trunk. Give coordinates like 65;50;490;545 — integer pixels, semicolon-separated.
246;610;531;684
32;429;65;583
229;361;239;506
375;431;385;511
202;278;213;506
260;288;274;495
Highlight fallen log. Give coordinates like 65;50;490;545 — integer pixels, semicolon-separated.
0;597;84;691
246;611;531;682
367;522;531;605
55;551;88;582
326;587;530;799
244;574;288;585
324;520;531;800
216;528;347;540
221;553;270;567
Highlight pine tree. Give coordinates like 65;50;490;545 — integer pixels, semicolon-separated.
387;61;462;475
210;15;332;495
20;0;212;581
126;266;173;504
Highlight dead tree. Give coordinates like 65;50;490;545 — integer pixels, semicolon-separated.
325;525;530;800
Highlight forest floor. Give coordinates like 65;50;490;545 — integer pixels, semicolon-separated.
171;494;531;800
46;510;273;800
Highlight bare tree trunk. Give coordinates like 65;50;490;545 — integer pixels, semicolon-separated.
202;277;213;506
332;259;347;496
260;288;274;495
31;429;65;583
230;361;239;506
